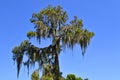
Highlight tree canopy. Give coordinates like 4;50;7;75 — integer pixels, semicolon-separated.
12;5;94;80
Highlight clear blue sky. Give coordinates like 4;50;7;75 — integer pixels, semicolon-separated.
0;0;120;80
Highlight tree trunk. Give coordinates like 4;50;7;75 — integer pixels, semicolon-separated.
53;53;60;80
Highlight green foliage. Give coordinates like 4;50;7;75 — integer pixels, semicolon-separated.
65;74;88;80
84;78;89;80
42;64;53;78
12;5;94;79
41;76;53;80
65;74;83;80
31;70;40;80
27;31;36;39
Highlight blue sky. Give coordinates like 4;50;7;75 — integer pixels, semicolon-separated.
0;0;120;80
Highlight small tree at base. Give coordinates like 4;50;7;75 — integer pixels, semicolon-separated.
31;69;40;80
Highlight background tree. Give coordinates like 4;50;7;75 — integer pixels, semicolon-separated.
84;78;88;80
65;74;88;80
65;74;82;80
12;5;94;80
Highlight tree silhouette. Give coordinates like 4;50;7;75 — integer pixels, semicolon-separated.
12;5;94;80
